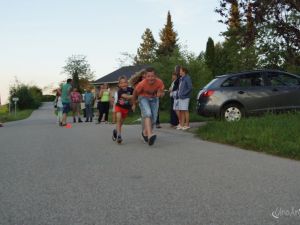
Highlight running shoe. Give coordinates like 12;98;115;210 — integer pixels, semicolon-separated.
148;134;157;146
141;132;148;143
112;129;117;141
117;135;123;144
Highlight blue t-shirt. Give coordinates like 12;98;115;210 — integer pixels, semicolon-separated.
84;92;94;105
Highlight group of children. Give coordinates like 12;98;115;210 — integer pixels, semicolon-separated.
112;67;165;146
54;65;191;147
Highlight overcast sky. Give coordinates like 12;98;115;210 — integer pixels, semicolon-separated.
0;0;225;103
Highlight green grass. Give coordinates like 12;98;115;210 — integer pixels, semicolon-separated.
197;112;300;160
123;110;207;124
0;105;34;122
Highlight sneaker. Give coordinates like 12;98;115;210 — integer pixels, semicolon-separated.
112;129;117;141
148;134;157;146
141;132;148;143
78;118;83;123
182;126;191;131
117;135;123;144
156;124;162;129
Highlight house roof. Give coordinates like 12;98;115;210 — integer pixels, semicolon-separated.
92;65;150;85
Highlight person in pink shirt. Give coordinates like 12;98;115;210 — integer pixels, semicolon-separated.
70;87;83;123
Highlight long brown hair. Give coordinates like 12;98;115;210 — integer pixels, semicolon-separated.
129;69;147;87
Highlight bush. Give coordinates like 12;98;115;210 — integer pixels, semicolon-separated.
9;83;43;110
42;95;56;102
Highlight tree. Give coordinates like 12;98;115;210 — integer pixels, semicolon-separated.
204;37;215;75
135;28;157;64
157;11;178;56
9;79;43;109
62;55;94;91
216;0;300;69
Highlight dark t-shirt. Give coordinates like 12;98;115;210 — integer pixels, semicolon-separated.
116;87;134;109
172;77;180;92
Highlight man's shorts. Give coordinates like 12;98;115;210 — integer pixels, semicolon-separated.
71;102;81;112
62;103;71;114
115;105;129;119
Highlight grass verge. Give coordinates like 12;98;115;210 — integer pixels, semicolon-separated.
124;110;207;124
0;105;34;123
197;113;300;160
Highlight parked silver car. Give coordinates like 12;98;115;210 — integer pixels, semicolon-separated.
197;70;300;121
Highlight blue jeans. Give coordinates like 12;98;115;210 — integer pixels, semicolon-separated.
138;96;159;127
85;104;93;120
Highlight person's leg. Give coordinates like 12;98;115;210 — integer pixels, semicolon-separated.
179;110;185;128
116;112;122;135
86;105;91;121
85;105;89;122
77;104;82;122
104;102;109;122
98;103;104;123
144;117;152;137
176;110;180;125
170;98;179;126
62;103;69;125
149;98;159;129
71;103;76;122
116;111;125;143
112;105;116;124
184;111;190;127
156;110;161;128
139;97;152;138
98;102;102;122
58;109;63;125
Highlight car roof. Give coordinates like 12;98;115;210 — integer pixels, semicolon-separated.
215;69;298;79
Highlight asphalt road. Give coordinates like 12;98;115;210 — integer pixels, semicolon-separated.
1;102;300;225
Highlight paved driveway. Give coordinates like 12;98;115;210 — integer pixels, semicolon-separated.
0;102;300;225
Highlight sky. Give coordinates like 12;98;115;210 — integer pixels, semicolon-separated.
0;0;226;104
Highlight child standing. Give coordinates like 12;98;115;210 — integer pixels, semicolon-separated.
55;88;63;126
112;76;134;144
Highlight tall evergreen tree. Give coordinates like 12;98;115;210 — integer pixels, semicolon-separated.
216;0;300;70
135;28;157;64
204;37;215;75
157;11;178;56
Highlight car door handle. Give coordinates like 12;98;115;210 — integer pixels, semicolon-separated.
238;91;245;94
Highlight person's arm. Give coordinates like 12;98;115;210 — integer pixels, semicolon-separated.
156;80;165;98
180;77;193;98
131;89;137;104
98;89;103;98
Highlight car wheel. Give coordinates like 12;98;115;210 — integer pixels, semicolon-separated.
221;103;244;122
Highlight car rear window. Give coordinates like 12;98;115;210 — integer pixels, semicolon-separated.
265;72;300;86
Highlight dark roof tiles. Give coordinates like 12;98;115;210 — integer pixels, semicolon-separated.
93;65;150;84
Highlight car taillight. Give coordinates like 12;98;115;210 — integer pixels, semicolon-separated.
201;90;215;97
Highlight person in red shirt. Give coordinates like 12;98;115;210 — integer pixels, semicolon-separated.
132;67;165;146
